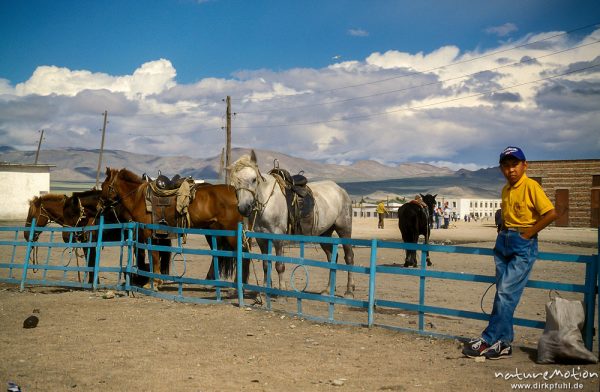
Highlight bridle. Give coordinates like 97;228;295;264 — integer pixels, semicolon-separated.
231;164;276;219
27;196;67;231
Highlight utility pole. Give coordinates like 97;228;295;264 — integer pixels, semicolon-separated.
95;110;108;189
225;96;232;184
34;129;44;164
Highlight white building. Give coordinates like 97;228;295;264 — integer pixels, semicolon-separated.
352;197;501;222
0;163;53;221
435;197;501;220
352;201;404;219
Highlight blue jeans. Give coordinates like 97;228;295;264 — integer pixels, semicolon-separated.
482;230;538;344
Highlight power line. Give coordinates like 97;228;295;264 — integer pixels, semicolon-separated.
236;39;600;115
232;62;600;129
232;22;599;105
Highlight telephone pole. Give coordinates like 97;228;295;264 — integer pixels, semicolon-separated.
34;129;44;164
95;110;108;189
225;96;232;184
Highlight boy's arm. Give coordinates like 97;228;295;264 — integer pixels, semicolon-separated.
522;209;558;239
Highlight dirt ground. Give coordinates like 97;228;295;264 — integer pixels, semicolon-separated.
1;218;598;392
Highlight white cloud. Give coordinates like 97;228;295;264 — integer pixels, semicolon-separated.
348;28;369;37
1;28;599;169
485;23;518;37
14;59;176;99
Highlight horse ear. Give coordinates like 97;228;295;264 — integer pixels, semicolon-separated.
433;194;437;198
250;150;257;164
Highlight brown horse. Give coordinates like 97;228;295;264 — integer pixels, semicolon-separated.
61;189;168;285
25;194;68;241
100;167;248;289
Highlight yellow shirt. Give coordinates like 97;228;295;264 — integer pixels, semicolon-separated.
501;174;554;228
376;203;387;214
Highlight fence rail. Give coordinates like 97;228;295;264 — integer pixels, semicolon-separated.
1;217;598;354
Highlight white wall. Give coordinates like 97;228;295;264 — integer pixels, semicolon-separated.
0;165;52;221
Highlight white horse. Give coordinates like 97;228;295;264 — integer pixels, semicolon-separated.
229;150;356;297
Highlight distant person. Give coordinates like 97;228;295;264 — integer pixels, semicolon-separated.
376;201;388;229
494;208;503;232
462;146;557;360
436;207;443;229
443;202;451;229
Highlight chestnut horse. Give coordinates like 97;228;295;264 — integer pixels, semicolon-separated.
25;194;68;241
100;167;247;289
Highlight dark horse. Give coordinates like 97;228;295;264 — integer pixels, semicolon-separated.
397;194;437;267
62;189;171;285
100;167;248;289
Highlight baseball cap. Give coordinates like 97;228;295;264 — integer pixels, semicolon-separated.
499;146;526;163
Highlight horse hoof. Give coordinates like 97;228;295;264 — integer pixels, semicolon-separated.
344;291;354;299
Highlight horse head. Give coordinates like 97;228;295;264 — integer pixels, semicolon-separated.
24;194;67;241
25;197;45;241
228;150;265;217
100;167;120;202
420;193;438;224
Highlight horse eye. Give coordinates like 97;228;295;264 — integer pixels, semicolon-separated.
251;178;256;184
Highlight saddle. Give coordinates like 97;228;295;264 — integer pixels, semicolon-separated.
269;167;315;235
155;171;187;190
145;172;195;239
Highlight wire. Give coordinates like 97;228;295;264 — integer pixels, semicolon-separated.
232;22;600;104
232;62;600;129
236;40;600;114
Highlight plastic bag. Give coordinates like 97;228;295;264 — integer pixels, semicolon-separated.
537;296;598;364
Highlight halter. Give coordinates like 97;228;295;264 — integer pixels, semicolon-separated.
33;195;67;226
104;169;142;207
231;163;276;220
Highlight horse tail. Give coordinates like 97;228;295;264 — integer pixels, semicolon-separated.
206;235;237;280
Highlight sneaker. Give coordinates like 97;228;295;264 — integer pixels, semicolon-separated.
484;341;512;360
462;337;490;358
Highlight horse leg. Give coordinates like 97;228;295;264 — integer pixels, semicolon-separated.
334;226;355;298
204;235;216;280
159;239;171;275
142;234;163;290
319;241;334;295
86;247;96;284
258;240;286;292
424;229;432;267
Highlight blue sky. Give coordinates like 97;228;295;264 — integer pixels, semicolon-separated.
1;0;599;170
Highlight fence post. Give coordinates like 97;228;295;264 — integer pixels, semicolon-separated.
93;215;104;290
20;218;37;292
418;247;427;332
237;222;244;306
582;249;598;351
367;239;378;327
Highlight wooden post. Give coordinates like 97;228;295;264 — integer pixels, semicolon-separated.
34;129;44;164
225;96;232;184
95;110;108;189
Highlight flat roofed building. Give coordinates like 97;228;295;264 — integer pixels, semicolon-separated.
0;163;54;221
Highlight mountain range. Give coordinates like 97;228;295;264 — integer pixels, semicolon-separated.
0;146;504;199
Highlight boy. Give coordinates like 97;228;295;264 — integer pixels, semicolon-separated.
462;146;558;360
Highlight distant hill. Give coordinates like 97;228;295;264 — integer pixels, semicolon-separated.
0;146;503;198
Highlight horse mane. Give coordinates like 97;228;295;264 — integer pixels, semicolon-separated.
118;168;143;184
229;154;259;185
72;189;101;198
29;193;66;206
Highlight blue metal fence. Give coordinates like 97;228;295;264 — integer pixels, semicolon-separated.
1;218;598;353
